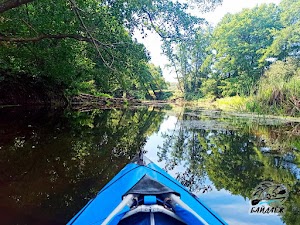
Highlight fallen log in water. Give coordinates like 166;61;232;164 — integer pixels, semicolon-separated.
71;93;142;108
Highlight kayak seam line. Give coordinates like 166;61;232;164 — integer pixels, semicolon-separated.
145;165;227;225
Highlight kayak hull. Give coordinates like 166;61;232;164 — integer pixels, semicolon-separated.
67;158;227;225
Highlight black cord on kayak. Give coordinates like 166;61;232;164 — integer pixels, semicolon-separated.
144;165;227;225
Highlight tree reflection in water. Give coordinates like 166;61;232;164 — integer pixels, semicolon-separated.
157;111;300;225
0;106;165;224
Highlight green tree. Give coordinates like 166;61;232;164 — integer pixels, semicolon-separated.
0;0;154;96
261;0;300;61
164;28;212;98
211;4;282;96
0;0;222;100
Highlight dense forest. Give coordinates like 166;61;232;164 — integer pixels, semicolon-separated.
0;0;299;116
171;0;300;115
0;0;221;104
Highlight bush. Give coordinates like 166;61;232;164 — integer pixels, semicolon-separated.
250;58;300;115
200;78;219;97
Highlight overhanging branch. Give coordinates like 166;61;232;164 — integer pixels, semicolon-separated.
68;0;115;68
0;33;106;46
0;0;34;14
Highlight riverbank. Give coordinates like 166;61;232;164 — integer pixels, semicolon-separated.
184;96;300;123
0;73;68;107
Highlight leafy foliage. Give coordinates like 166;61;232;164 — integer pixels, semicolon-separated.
249;58;300;116
164;28;213;98
262;0;300;61
170;1;299;107
2;0;223;99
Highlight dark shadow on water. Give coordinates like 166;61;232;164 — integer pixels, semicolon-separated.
0;106;166;224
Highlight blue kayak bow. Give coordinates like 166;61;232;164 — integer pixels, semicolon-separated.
67;155;227;225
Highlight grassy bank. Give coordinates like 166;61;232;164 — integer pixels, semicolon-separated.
184;59;300;118
186;96;249;111
186;95;300;122
248;59;300;116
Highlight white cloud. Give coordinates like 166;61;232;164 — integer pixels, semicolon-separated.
203;0;282;25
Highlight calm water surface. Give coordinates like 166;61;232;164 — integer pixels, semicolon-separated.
0;106;299;225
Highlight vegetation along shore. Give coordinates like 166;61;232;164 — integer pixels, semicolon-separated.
0;0;299;118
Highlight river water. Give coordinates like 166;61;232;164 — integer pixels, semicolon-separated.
0;106;299;225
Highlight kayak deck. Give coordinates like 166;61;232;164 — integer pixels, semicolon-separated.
67;157;227;225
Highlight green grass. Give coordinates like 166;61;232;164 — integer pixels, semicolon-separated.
249;59;300;116
215;96;250;111
186;95;250;112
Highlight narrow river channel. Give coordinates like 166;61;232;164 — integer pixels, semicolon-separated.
0;106;299;224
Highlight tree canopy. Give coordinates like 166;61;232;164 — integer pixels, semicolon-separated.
262;0;300;61
169;0;300;104
0;0;222;100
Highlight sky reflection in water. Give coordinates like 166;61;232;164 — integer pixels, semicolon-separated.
144;114;299;225
1;107;299;225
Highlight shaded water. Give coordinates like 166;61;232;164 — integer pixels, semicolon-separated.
0;106;299;224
